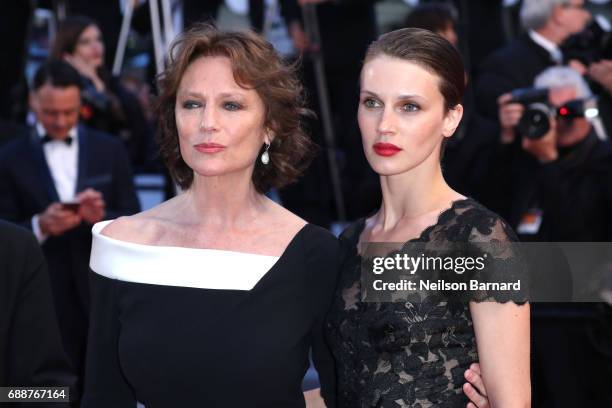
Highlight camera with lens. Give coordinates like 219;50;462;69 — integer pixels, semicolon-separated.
561;15;612;65
507;87;599;140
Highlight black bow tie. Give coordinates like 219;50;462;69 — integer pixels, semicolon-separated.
41;134;73;146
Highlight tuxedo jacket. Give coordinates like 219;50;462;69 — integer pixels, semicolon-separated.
475;34;557;121
0;220;76;406
0;125;140;374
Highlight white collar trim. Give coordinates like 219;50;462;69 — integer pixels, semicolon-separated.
90;220;281;291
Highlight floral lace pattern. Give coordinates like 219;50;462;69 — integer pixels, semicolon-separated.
326;198;526;407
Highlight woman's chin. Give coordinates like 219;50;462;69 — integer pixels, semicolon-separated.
367;160;413;177
190;162;253;180
91;59;104;69
192;168;230;178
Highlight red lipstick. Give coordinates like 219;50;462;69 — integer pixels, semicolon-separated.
373;142;402;157
194;142;226;153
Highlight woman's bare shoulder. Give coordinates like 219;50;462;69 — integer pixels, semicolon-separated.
99;197;183;245
265;199;308;233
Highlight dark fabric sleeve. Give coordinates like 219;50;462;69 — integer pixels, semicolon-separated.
539;149;612;241
4;224;77;407
479;140;521;222
443;112;501;202
0;149;32;230
474;59;518;122
81;272;136;407
308;229;341;408
536;161;583;240
105;142;140;221
607;159;612;240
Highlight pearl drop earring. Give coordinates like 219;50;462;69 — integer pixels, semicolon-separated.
261;142;270;165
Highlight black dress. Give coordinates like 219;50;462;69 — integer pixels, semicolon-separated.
325;198;526;408
82;221;340;408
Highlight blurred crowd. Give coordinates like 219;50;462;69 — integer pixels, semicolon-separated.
1;0;612;406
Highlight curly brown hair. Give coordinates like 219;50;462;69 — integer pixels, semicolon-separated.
155;24;314;193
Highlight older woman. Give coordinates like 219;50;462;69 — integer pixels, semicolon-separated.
325;28;530;407
81;25;339;407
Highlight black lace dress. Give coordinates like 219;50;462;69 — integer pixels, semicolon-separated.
325;198;526;408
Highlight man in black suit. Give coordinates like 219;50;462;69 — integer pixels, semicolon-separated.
475;0;591;121
0;60;140;391
0;221;77;407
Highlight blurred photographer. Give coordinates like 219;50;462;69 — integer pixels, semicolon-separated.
476;0;591;122
562;12;612;138
496;66;612;242
493;66;612;407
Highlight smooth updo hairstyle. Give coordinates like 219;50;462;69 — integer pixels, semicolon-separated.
363;28;466;112
155;23;314;193
50;16;100;60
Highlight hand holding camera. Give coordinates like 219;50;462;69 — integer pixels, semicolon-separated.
497;93;524;144
500;87;560;161
521;116;559;163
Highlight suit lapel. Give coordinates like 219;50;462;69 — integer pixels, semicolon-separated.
76;125;88;193
28;129;60;202
523;34;557;66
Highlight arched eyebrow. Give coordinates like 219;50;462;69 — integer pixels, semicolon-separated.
177;91;204;99
177;91;247;100
396;94;424;100
360;89;427;102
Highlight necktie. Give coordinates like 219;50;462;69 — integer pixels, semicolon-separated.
41;134;73;146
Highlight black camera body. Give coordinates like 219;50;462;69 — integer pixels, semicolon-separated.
508;88;598;140
561;16;612;65
509;88;553;140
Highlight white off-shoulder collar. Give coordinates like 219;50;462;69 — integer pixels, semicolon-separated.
90;220;282;290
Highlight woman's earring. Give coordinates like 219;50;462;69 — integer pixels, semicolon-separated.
261;142;270;165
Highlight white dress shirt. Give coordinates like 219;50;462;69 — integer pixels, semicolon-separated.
32;124;79;242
